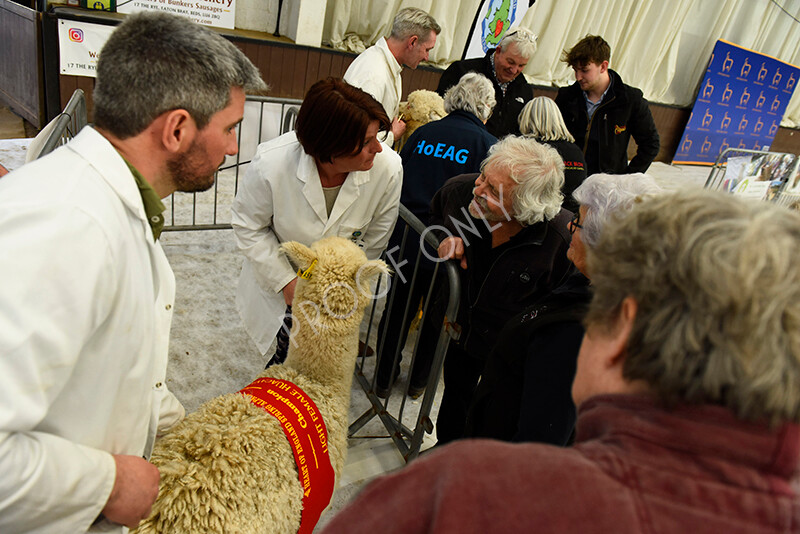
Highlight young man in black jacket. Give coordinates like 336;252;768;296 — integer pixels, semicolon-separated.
556;35;660;175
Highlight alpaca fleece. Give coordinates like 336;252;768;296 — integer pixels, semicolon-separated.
134;236;389;534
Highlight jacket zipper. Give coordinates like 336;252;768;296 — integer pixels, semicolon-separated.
582;95;616;153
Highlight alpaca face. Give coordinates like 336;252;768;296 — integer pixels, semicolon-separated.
284;237;389;331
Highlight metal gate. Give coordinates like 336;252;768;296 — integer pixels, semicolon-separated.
351;204;461;462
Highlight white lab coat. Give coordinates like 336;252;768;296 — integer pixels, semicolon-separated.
343;36;403;147
231;131;402;354
0;127;184;533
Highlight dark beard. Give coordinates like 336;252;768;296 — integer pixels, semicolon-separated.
166;139;219;194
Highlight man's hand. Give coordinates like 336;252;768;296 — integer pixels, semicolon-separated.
101;455;160;528
283;277;298;306
438;236;468;269
391;116;407;140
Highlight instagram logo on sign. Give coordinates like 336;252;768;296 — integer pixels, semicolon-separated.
68;28;84;43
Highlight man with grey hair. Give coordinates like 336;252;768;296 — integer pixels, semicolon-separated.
375;72;498;398
430;136;572;443
344;7;441;147
322;188;800;534
437;27;537;137
0;12;265;533
466;173;661;444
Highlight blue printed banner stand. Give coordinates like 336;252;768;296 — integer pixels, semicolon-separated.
674;40;799;165
462;0;532;60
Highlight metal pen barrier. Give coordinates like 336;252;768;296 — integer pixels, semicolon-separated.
31;89;88;161
163;95;302;232
350;204;461;462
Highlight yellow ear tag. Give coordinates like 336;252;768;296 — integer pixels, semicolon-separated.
298;259;317;280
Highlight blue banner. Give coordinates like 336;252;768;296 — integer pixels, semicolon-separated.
674;40;799;165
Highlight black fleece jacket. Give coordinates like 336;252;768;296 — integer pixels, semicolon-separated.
555;69;660;175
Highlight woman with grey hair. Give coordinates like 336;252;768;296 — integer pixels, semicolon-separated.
443;72;496;123
397;73;499;223
376;73;498;398
519;96;587;212
465;172;661;444
324;188;800;533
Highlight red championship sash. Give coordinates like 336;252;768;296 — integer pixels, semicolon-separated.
239;377;335;533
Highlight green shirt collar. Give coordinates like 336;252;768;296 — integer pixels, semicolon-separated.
123;158;166;241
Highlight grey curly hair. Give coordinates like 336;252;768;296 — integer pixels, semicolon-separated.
481;136;564;226
443;73;496;123
572;173;662;249
586;188;800;425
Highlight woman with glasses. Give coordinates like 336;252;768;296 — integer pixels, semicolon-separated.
465;172;661;444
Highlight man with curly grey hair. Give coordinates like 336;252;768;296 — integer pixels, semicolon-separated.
430;136;572;443
0;12;265;533
437;27;537;137
344;7;441;147
322;188;800;534
465;172;661;445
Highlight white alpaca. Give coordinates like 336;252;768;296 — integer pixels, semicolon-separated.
133;236;389;534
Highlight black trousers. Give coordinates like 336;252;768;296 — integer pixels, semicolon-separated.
375;266;437;390
435;341;484;445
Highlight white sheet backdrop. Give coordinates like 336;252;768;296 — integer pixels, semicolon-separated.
317;0;800;126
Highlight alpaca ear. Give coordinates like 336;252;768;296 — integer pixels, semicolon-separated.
357;259;391;290
280;241;316;271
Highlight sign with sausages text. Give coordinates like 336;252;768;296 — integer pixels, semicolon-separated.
117;0;235;30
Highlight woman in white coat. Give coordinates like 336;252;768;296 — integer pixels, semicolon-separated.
232;78;403;365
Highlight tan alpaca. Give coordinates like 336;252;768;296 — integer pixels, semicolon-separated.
395;89;446;152
133;236;389;534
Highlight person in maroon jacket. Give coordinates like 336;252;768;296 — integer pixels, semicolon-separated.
322;188;800;534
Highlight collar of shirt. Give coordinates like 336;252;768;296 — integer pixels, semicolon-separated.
583;76;613;119
490;51;510;96
123;158;166;241
377;36;403;77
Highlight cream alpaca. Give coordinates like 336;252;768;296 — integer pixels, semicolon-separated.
395;89;446;152
133;236;389;534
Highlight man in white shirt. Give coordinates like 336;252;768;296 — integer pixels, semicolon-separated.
0;12;266;533
344;7;440;147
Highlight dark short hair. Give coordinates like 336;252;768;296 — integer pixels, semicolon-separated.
562;34;611;67
295;78;390;163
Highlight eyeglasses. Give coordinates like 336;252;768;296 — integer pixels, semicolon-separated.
569;212;583;234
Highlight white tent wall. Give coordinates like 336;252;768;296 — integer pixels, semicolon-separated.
320;0;800;126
